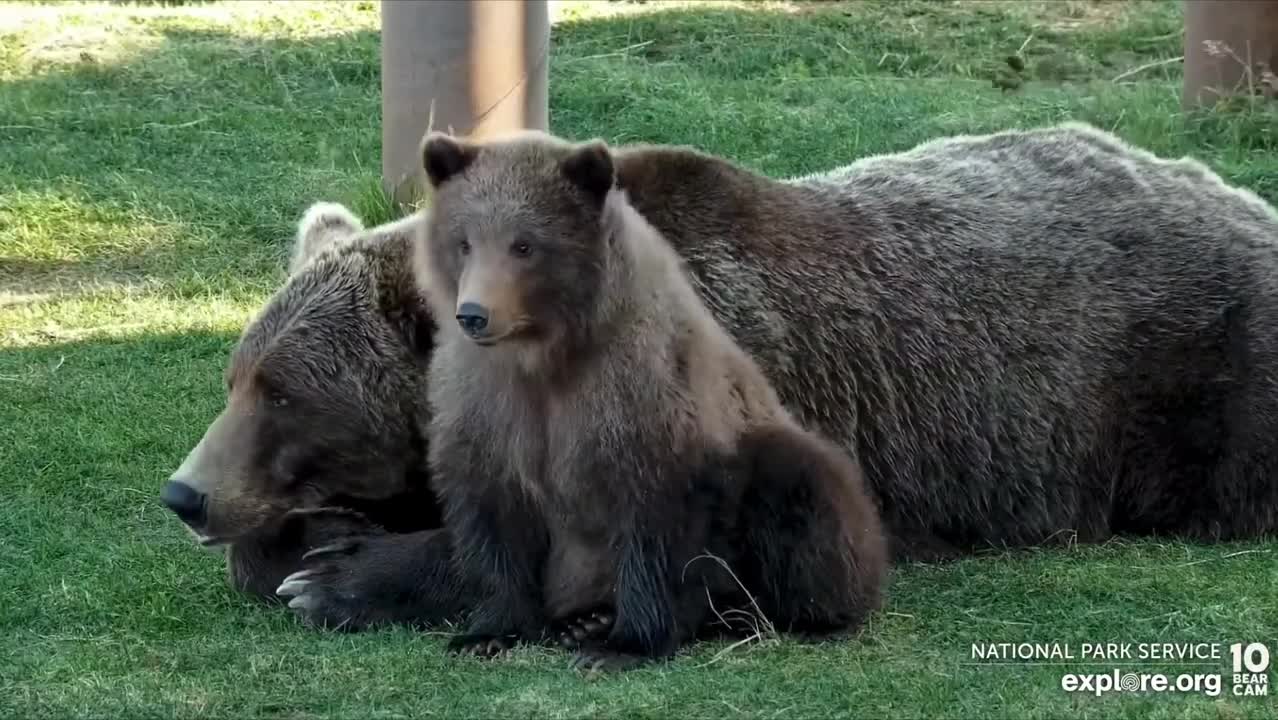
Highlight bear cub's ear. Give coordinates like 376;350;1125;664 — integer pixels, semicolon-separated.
421;132;477;187
561;139;615;202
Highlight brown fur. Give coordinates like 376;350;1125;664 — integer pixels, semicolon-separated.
417;130;887;670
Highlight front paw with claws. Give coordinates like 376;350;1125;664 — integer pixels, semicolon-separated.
554;609;615;650
227;506;379;602
275;534;387;631
275;526;466;632
447;633;521;657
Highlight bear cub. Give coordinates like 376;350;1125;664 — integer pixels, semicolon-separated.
416;130;888;672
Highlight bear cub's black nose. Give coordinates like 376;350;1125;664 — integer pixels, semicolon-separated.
456;302;490;335
160;480;207;527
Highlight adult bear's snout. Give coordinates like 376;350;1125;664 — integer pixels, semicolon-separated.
160;479;207;528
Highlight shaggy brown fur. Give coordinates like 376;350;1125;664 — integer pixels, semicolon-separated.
416;130;887;671
608;125;1278;551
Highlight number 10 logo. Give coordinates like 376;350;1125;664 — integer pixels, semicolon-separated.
1230;643;1271;674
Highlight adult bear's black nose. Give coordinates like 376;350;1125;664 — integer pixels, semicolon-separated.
456;302;490;335
160;480;207;527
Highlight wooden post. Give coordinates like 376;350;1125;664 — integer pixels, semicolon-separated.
1182;0;1278;109
381;1;551;205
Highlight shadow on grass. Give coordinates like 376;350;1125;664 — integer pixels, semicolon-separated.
0;335;303;659
0;320;230;480
0;327;237;472
0;327;238;606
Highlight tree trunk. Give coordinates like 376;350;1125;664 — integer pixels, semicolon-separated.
380;0;550;205
1182;0;1278;110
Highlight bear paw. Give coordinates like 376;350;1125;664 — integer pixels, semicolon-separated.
447;632;521;657
274;530;396;632
227;506;379;602
553;609;615;650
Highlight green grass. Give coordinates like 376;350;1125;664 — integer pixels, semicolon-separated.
2;1;1277;717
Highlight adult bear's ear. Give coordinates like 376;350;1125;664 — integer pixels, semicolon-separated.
421;132;477;188
561;139;615;203
289;201;364;275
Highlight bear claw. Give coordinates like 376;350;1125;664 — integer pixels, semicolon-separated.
447;633;519;657
275;569;316;597
301;541;354;560
287;594;318;611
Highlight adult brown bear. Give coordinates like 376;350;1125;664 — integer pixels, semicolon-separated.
162;122;1278;633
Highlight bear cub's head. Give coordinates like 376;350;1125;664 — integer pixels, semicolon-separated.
417;130;619;363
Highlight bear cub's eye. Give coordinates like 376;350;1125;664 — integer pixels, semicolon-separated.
511;235;534;258
458;238;471;255
269;392;289;408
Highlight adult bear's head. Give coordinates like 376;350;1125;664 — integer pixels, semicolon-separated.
160;203;439;546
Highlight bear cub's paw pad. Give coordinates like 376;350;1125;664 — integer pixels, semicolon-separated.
554;609;615;650
447;633;521;658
